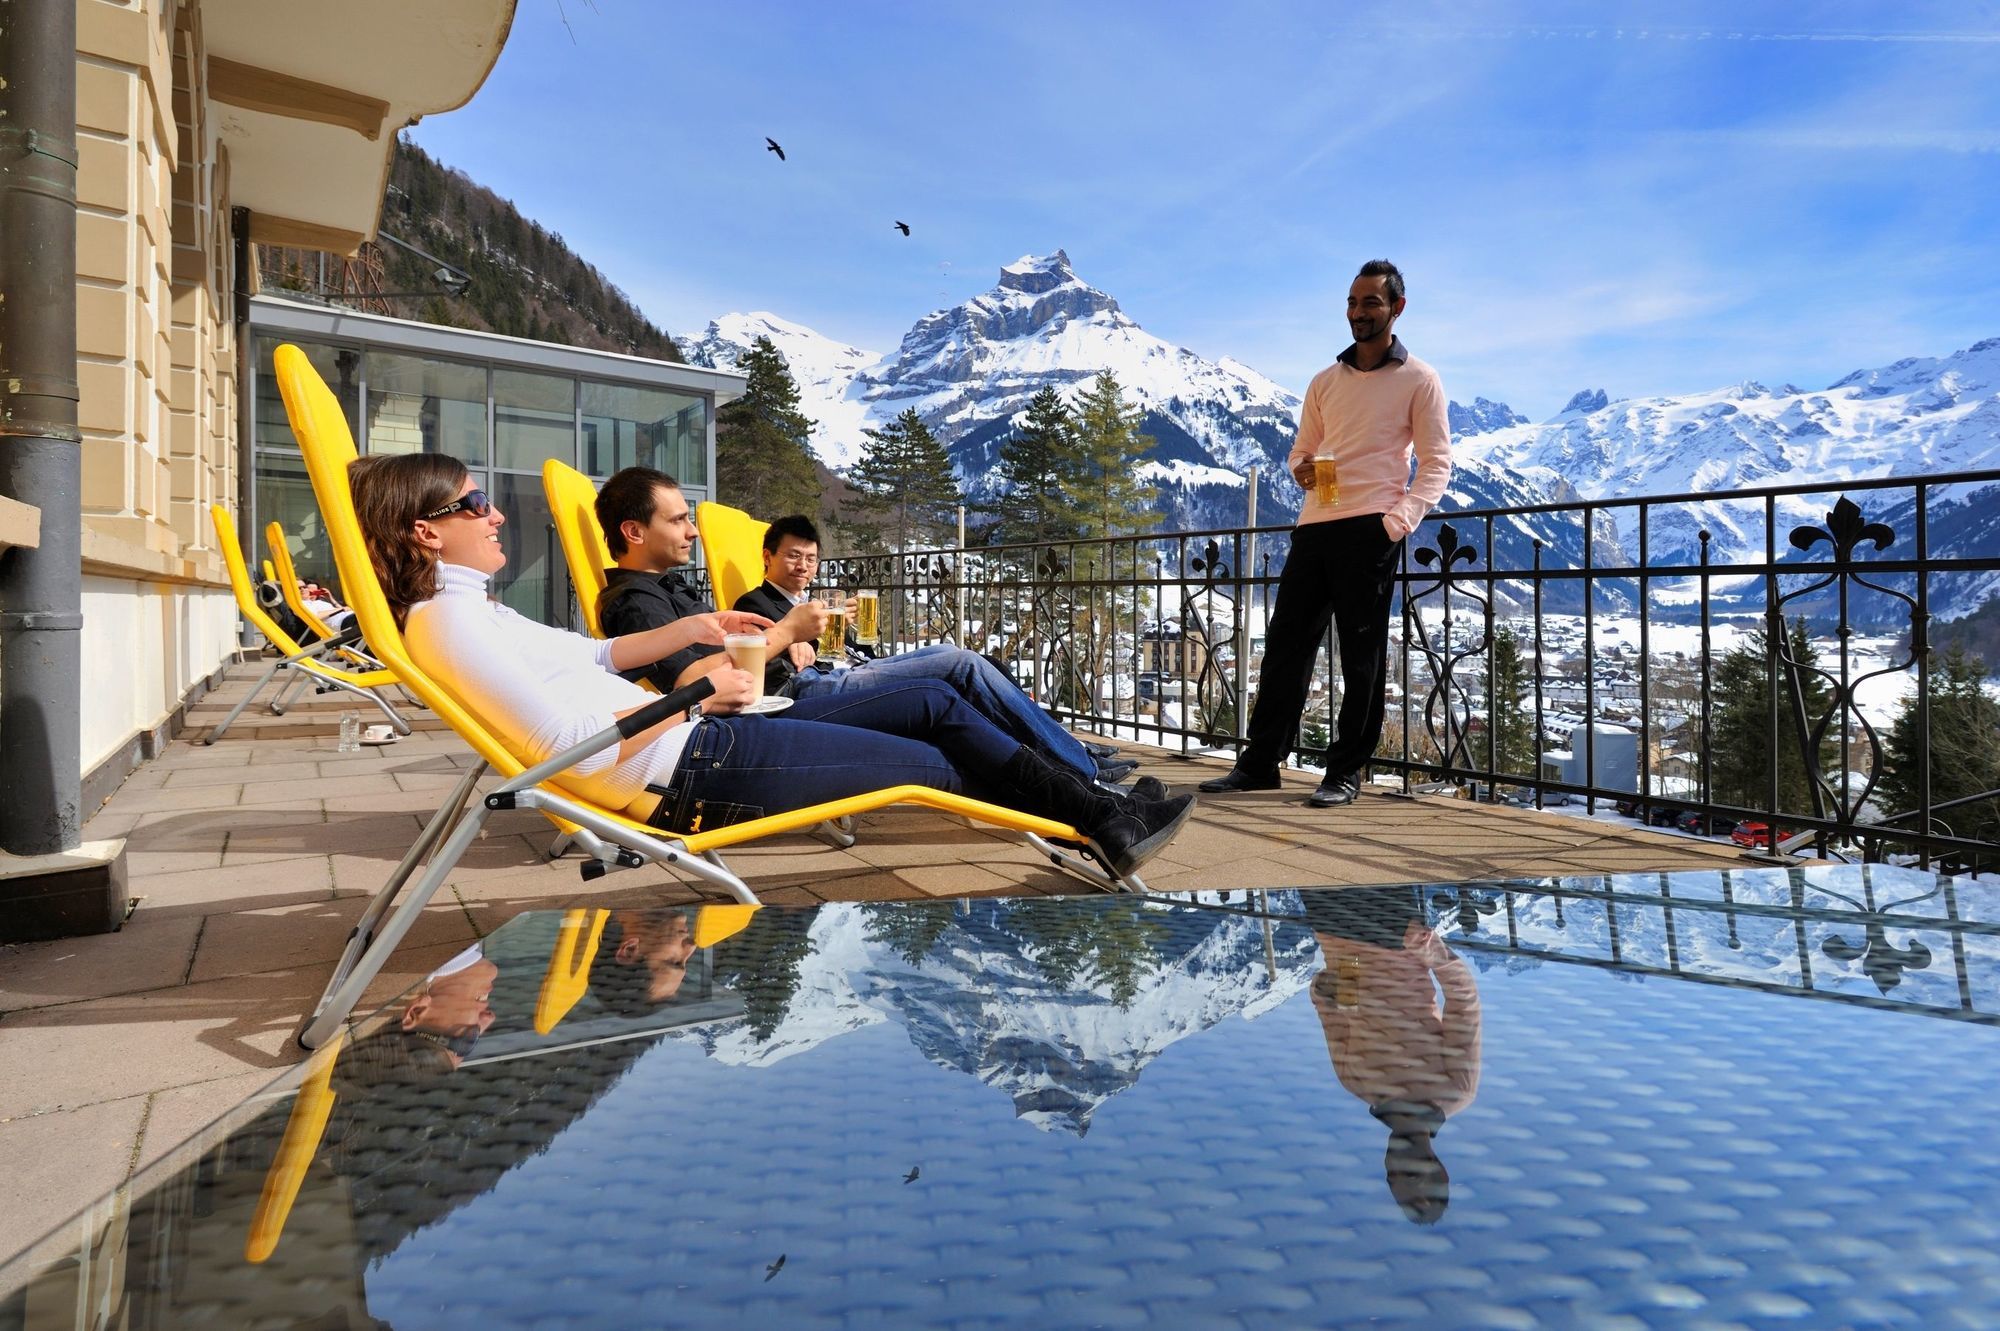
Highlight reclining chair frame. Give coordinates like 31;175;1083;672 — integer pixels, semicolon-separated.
204;504;413;745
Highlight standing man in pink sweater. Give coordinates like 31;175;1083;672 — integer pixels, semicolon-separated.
1201;259;1452;806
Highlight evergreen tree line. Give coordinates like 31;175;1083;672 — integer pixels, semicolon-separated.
1482;619;2000;857
716;336;1165;555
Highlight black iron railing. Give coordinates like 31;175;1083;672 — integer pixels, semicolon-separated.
821;469;2000;870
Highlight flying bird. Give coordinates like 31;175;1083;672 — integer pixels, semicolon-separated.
903;1166;921;1184
765;1255;787;1281
764;137;785;161
894;221;911;236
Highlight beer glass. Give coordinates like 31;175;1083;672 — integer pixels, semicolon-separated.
722;632;768;703
852;588;880;647
1312;452;1340;507
816;591;847;659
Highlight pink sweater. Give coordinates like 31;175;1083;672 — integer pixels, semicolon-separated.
1286;350;1452;539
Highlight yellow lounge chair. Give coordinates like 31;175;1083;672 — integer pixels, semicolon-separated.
274;343;1145;1049
204;504;413;744
542;459;618;638
694;499;769;614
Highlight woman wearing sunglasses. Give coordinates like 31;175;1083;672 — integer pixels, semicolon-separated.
348;453;1195;877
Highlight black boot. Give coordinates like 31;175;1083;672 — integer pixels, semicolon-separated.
1002;749;1196;878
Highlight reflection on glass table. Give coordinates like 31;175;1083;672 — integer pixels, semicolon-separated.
5;867;2000;1329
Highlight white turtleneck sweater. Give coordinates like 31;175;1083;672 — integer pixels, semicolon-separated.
404;563;694;812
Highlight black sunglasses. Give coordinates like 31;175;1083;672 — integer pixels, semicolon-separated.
424;489;493;521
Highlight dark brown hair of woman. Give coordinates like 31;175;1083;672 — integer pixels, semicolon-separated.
348;452;470;629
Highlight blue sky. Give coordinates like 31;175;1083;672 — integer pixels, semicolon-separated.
409;1;2000;420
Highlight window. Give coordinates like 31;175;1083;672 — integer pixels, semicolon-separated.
494;368;575;472
251;336;359;568
491;472;558;623
364;352;486;464
581;380;706;483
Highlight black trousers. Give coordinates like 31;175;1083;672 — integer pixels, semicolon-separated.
1239;514;1403;779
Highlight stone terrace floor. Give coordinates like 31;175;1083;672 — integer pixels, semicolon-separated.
0;663;1748;1264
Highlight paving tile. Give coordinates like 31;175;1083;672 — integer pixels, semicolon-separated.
123;856;337;920
236;772;410;807
97;782;245;816
0;912;204;1012
147;743;257;770
222;812;429;864
132;1069;284;1175
815;871;938;903
186;895;488;985
896;862;1029;898
0;1095;149;1267
165;760;324;789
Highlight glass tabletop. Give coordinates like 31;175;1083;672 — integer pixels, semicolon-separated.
5;864;2000;1328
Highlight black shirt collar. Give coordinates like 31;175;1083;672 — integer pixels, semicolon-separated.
1336;335;1409;371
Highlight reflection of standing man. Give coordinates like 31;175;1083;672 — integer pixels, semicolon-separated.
1202;260;1451;806
1302;887;1481;1225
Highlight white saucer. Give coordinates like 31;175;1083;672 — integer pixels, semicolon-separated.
736;696;794;716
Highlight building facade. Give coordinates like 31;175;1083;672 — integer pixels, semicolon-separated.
48;0;518;803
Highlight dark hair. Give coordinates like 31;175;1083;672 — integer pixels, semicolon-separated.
587;908;698;1019
761;514;822;555
348;453;468;630
1356;258;1405;306
596;466;681;558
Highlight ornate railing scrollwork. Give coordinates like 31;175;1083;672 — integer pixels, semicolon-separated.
1773;495;1920;850
1403;522;1490;781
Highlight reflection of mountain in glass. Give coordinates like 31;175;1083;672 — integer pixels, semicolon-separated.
687;897;1320;1135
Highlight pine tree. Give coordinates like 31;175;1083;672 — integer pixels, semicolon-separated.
716;336;822;520
991;387;1083;548
1062;372;1159;542
849;407;962;552
1877;644;2000;853
1058;373;1159;692
1489;624;1536;782
1708;618;1837;816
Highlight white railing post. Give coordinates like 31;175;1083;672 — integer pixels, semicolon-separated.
1237;466;1257;744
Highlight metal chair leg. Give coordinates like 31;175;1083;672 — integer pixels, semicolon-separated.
295;761;489;1049
203;656;285;744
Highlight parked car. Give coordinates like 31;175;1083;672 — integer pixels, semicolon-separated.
1676;811;1736;837
1731;820;1784;849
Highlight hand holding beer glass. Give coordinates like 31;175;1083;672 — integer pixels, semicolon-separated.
816;590;847;659
852;588;880;648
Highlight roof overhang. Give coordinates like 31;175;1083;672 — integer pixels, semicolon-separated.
204;0;518;255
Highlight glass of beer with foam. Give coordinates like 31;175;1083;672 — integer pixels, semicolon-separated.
816;591;847;659
722;632;767;703
1312;452;1340;507
852;588;880;647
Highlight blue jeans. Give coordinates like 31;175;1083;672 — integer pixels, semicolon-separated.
783;644;1095;778
652;680;1026;833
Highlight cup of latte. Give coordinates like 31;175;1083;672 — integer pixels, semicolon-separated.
722;632;768;703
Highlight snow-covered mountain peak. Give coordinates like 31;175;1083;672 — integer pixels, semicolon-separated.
998;249;1082;295
1448;396;1529;438
1561;387;1610;415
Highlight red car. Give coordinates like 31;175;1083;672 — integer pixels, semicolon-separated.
1731;821;1782;849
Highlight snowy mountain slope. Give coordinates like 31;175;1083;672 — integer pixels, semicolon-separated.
675;312;881;469
1458;338;2000;613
